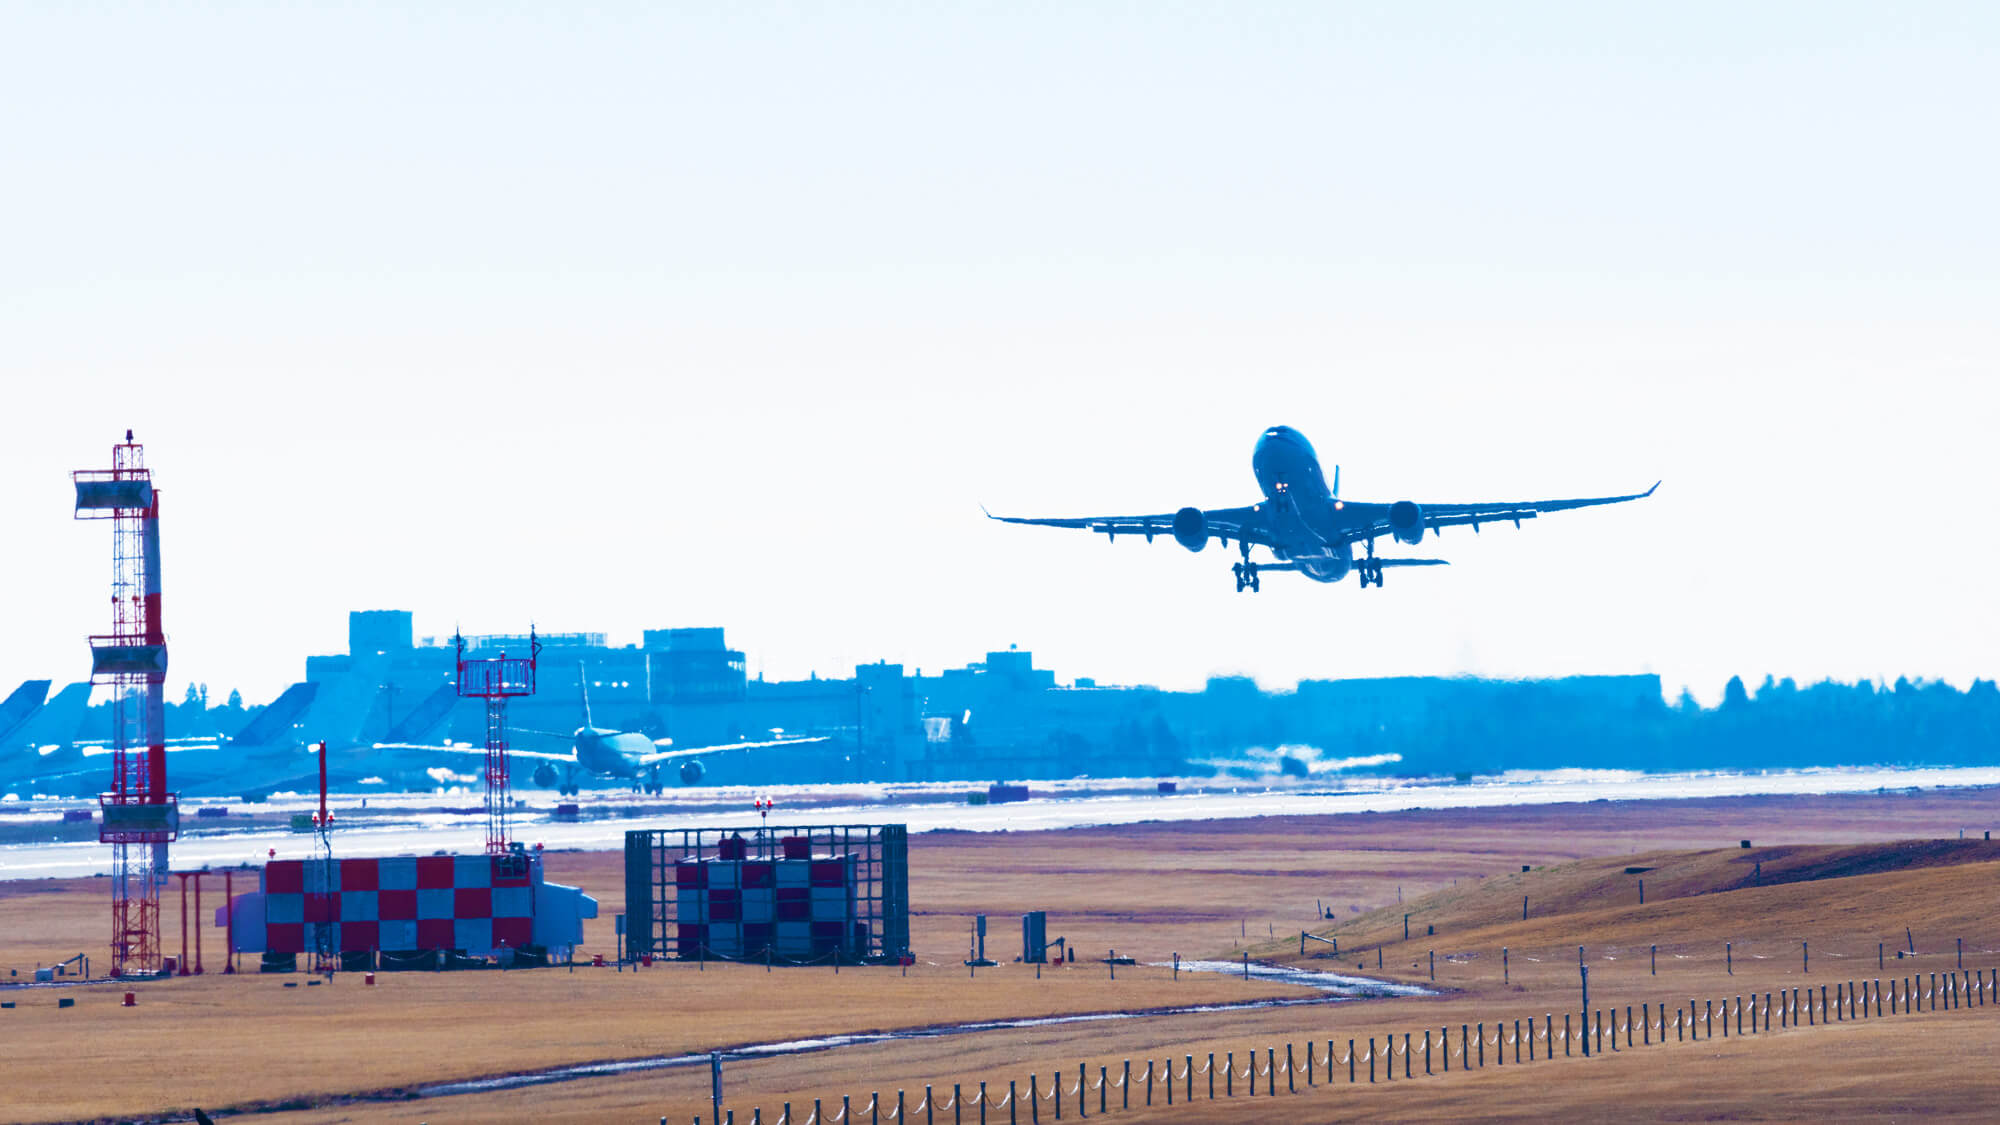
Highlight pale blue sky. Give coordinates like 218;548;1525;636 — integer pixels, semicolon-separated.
2;3;1995;705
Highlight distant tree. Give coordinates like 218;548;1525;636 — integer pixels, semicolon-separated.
182;683;201;706
1675;688;1701;712
199;683;209;708
1723;676;1749;709
226;689;243;710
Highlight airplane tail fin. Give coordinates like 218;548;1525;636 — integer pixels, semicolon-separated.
577;660;593;727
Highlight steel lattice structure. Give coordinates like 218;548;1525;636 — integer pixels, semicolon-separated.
624;823;910;964
74;432;177;977
455;630;538;855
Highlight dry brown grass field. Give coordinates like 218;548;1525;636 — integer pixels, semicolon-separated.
5;786;2000;1123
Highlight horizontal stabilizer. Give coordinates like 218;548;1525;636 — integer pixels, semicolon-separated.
1376;558;1450;567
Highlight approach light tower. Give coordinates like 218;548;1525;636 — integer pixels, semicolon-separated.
456;629;539;855
74;431;177;977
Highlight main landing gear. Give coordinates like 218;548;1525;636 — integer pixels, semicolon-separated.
1232;539;1262;593
1232;560;1262;593
1356;539;1385;588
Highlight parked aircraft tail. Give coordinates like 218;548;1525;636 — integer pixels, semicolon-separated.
379;682;461;745
8;682;90;754
230;682;319;747
0;679;52;747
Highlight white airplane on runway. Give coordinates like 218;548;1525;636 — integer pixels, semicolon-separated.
376;665;827;795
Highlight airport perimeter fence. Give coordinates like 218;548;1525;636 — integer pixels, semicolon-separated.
681;967;2000;1125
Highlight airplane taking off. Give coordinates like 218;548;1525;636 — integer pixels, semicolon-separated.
377;665;828;795
990;425;1657;591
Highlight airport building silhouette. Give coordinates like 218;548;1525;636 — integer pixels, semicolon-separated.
277;611;1662;786
4;608;1686;793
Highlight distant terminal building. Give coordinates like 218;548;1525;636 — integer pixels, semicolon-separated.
271;609;1668;787
643;628;748;705
348;610;413;657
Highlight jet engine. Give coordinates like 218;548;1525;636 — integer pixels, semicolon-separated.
1388;500;1425;545
531;762;558;789
1172;507;1208;552
679;759;706;785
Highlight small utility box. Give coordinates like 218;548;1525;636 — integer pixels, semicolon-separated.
1022;911;1049;963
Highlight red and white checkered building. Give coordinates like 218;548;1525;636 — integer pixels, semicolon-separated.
225;853;595;960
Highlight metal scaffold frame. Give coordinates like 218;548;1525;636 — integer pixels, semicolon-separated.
624;824;910;964
455;629;539;856
74;431;177;977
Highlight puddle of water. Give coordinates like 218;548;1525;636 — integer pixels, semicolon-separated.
1168;960;1433;998
417;964;1433;1099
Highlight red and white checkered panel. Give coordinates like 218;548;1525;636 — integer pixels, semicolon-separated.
676;855;856;959
262;855;535;954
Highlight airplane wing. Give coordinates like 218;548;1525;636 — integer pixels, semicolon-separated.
506;726;579;742
1338;482;1660;542
370;742;579;764
984;504;1272;547
2;762;103;790
635;736;832;765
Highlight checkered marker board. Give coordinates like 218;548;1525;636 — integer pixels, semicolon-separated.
263;855;535;954
675;854;859;959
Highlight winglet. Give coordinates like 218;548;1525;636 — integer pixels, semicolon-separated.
980;503;995;520
1644;480;1661;498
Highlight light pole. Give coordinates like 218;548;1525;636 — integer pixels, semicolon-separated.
1580;960;1590;1058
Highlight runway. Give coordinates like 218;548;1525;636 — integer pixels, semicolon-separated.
5;764;1998;880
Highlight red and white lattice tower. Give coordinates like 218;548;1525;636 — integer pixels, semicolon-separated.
74;430;177;977
455;629;538;855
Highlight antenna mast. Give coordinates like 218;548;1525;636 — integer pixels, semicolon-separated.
456;628;539;855
74;431;177;977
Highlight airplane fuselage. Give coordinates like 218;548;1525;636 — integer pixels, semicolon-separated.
1250;426;1355;582
572;727;655;779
